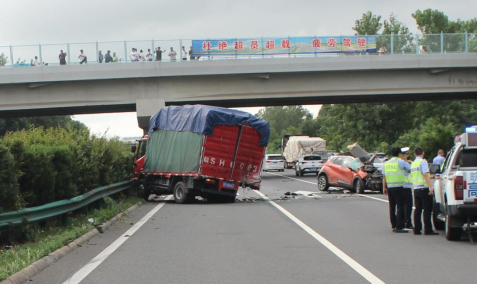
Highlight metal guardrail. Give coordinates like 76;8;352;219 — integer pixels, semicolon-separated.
0;180;133;228
0;33;476;67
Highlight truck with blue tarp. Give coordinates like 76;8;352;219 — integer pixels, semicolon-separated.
132;105;270;203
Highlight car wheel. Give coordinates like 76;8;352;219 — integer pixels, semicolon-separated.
317;175;329;191
432;199;445;231
354;179;364;194
173;181;189;204
137;180;150;202
445;209;463;241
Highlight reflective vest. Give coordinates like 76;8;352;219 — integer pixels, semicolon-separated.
410;158;429;188
384;157;407;188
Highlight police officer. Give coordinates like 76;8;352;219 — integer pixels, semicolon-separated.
410;147;439;235
399;147;414;229
383;147;410;233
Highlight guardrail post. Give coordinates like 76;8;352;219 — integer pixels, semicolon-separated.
179;38;182;62
415;34;419;54
62;214;70;226
67;43;71;64
151;39;155;60
124;40;128;63
440;32;444;54
39;44;42;65
96;41;99;63
390;33;394;55
9;45;13;67
97;198;104;209
465;32;468;53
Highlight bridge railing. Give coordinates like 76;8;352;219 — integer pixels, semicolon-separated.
0;33;476;68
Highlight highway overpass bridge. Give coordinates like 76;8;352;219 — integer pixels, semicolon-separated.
0;54;476;129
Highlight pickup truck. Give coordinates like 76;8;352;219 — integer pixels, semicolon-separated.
132;105;270;203
432;126;477;240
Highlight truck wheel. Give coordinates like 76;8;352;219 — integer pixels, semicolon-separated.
445;213;463;241
137;180;150;202
354;179;365;194
173;182;189;204
432;201;445;230
317;175;329;191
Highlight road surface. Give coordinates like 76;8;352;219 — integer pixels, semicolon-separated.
28;170;477;284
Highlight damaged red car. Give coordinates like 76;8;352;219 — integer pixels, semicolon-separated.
316;156;383;194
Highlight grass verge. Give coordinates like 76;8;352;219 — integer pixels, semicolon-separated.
0;195;143;281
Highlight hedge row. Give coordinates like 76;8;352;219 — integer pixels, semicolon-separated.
0;126;132;213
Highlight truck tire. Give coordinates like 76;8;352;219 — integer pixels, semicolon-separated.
354;179;365;194
432;201;445;230
317;175;329;191
173;182;189;204
137;180;150;202
445;212;463;241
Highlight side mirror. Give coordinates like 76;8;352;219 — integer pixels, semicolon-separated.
429;164;441;174
131;145;137;153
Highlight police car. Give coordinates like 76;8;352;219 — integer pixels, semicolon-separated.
432;126;477;241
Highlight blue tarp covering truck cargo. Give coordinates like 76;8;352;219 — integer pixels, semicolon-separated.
148;105;270;146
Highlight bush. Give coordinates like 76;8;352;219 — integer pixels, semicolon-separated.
0;143;20;213
0;126;132;211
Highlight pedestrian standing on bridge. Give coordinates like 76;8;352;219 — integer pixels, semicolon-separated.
189;46;195;60
98;50;104;63
155;47;165;61
31;56;39;66
399;147;414;229
168;47;177;62
410;147;438;235
139;49;145;61
130;48;139;62
104;50;113;63
112;52;118;62
78;49;87;64
181;46;188;61
59;50;67;65
383;147;410;233
146;49;153;61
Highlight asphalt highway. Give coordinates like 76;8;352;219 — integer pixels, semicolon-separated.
29;170;477;284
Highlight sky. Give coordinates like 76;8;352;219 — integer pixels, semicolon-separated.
1;0;476;138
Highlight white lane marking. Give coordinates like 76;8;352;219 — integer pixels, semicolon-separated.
356;194;389;203
266;172;316;185
254;190;384;284
64;195;172;284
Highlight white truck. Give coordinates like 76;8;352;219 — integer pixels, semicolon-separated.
432;126;477;241
282;136;326;169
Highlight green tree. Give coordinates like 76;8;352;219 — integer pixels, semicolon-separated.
353;11;382;35
256;106;311;139
412;9;451;34
0;52;9;66
382;14;416;54
315;100;477;157
0;116;86;137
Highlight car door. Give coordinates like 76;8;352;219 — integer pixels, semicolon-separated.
328;157;343;184
338;157;354;186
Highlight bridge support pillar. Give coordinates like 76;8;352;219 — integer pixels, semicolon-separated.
136;98;165;133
